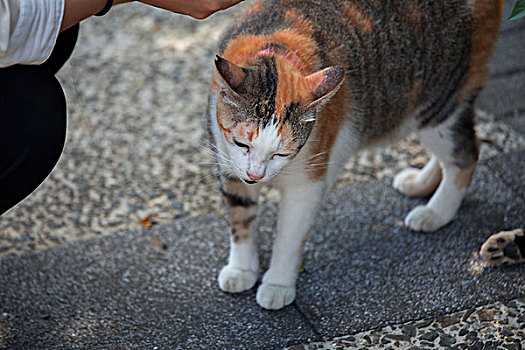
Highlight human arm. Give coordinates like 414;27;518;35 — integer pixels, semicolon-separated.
60;0;245;31
136;0;245;20
0;0;244;68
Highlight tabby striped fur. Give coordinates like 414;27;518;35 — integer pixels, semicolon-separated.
207;0;504;309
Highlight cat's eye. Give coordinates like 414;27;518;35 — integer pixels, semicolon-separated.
271;153;291;159
234;140;250;151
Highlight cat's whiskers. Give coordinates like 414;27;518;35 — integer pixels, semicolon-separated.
199;143;233;167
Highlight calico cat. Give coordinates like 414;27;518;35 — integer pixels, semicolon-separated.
207;0;504;309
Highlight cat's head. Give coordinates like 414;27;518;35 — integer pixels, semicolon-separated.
213;54;344;183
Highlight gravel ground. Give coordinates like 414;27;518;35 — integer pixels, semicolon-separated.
0;2;523;257
292;298;525;350
0;2;524;349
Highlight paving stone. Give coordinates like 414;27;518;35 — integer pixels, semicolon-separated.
478;72;525;120
420;331;440;342
1;151;524;349
488;27;525;78
439;334;457;347
0;218;317;349
294;151;524;337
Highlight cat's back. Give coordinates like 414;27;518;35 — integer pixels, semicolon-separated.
217;0;503;140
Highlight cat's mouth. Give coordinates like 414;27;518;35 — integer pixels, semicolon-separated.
244;179;258;184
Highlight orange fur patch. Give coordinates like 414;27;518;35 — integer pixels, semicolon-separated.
221;29;319;74
454;164;476;190
458;0;504;102
306;85;349;181
274;58;312;118
344;2;375;34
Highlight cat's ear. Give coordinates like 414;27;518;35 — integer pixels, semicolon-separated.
214;55;250;94
304;67;345;107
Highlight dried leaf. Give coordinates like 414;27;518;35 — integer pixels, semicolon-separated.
141;216;152;228
141;214;160;229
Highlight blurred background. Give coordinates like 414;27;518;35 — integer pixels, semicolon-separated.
1;0;523;256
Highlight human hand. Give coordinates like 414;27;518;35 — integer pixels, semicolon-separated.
135;0;245;19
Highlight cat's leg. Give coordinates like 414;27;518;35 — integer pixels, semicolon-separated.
256;179;325;309
218;177;261;293
404;102;478;232
393;155;442;197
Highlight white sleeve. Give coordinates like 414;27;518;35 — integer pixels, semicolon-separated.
0;0;65;68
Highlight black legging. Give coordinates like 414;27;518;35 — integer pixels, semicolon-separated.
0;25;79;216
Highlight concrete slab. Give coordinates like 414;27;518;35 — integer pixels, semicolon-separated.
505;114;525;137
296;151;525;338
0;219;318;349
477;0;525;119
501;0;525;34
489;29;525;78
478;72;525;119
1;151;524;349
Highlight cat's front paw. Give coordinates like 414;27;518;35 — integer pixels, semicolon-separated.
256;283;296;310
218;266;257;293
404;205;448;232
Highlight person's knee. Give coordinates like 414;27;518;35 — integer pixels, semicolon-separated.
0;65;67;214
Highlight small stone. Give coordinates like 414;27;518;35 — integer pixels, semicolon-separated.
380;336;391;344
484;341;498;350
385;334;410;342
416;319;434;328
440;335;456;347
501;327;514;337
171;201;183;210
381;153;393;162
288;345;304;350
478;309;495;322
441;316;460;328
67;211;80;220
0;242;12;252
459;329;469;336
420;341;435;348
467;341;483;350
463;309;476;321
402;325;417;338
503;344;517;350
465;331;478;340
420;331;439;342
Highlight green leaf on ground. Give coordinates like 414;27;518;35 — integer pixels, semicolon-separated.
509;0;525;20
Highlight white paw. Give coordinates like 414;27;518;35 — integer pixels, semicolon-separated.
256;283;296;310
404;205;448;232
393;168;420;196
218;265;257;293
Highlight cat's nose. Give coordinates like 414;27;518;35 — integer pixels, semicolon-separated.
246;171;264;181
